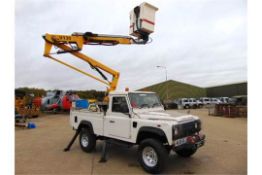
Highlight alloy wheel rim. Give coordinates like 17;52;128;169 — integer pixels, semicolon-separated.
142;146;158;167
81;134;89;147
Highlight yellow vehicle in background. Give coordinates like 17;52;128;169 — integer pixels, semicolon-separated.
15;90;40;119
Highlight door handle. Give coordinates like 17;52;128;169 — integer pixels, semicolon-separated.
109;120;115;123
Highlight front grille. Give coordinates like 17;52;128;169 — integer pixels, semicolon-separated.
173;120;201;140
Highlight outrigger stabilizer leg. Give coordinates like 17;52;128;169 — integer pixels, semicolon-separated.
99;140;109;163
64;129;80;152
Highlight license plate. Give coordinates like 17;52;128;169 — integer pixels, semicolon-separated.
174;137;187;147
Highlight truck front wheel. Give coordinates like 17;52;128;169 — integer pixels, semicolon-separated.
79;127;96;153
138;139;168;174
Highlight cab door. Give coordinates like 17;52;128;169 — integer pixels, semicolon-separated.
104;95;131;139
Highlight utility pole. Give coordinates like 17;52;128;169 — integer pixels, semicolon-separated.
156;66;168;101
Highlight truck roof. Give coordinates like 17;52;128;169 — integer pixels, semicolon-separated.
109;91;155;95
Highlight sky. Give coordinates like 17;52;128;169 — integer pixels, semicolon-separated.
15;0;247;91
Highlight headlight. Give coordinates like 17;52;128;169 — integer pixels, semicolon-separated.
172;126;180;140
195;120;202;131
174;127;179;135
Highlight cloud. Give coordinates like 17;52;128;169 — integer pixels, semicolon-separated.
15;0;247;91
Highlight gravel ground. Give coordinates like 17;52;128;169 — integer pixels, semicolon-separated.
15;109;247;175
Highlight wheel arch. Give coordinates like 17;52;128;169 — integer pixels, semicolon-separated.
136;126;168;144
78;120;94;134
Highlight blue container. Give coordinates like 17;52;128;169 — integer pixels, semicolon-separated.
27;122;36;129
75;99;89;109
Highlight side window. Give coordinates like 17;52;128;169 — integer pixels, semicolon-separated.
112;97;129;113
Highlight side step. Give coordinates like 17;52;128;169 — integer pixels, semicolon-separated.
105;138;133;148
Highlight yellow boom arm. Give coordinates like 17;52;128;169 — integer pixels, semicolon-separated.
42;32;137;93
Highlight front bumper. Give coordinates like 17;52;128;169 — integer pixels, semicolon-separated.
173;133;206;151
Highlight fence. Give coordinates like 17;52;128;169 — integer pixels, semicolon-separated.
208;104;247;118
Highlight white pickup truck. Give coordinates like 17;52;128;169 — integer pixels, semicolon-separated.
69;91;205;174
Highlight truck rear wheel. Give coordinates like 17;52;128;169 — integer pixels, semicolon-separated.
175;147;197;157
138;139;168;174
79;127;96;153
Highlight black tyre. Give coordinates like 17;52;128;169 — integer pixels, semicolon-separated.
175;147;197;157
184;105;190;109
138;139;168;174
52;108;59;114
79;127;96;153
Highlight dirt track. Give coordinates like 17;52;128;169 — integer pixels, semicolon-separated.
15;109;247;174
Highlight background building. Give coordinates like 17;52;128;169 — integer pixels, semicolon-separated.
139;80;247;101
206;82;247;97
139;80;206;100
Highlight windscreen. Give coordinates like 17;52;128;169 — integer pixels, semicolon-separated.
128;93;162;108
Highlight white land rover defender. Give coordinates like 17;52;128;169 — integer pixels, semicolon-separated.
67;91;205;174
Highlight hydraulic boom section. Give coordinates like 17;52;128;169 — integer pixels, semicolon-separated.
42;2;158;94
43;33;125;92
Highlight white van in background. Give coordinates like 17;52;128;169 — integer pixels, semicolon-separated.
219;97;229;104
199;97;211;105
210;98;222;105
